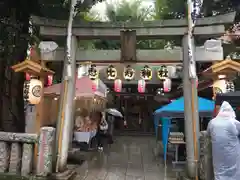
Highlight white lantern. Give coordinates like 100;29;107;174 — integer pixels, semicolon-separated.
138;79;146;93
88;64;98;80
163;78;172;92
77;65;85;79
114;79;122;92
23;79;43;105
106;65;117;80
226;81;235;92
140;65;152;81
213;80;227;94
123;65;135;81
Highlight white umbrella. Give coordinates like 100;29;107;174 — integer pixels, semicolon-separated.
105;108;123;118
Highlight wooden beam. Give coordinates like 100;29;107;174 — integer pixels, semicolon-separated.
30;13;235;38
51;48;223;62
121;30;136;62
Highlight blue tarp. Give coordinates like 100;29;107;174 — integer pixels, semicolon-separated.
154;96;215;118
153;96;215;162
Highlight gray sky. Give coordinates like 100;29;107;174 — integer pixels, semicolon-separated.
90;0;154;20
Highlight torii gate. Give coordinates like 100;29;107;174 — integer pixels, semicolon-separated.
31;12;235;176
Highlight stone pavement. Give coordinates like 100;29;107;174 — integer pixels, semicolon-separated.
68;136;178;180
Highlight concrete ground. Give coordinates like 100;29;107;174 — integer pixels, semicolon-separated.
68;136;179;180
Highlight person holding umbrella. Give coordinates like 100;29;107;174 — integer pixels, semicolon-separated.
105;108;123;144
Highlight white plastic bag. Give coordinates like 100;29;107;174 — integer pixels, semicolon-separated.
100;114;108;131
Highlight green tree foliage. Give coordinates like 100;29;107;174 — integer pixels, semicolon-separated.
0;0;35;132
0;0;101;132
93;0;169;50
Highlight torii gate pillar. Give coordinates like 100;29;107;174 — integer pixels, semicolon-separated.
182;35;200;178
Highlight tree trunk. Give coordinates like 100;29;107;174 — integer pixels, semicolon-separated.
0;0;30;132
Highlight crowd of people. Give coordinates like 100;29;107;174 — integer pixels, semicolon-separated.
73;101;240;180
74;108;114;151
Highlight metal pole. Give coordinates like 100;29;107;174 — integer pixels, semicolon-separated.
182;35;200;178
55;0;77;172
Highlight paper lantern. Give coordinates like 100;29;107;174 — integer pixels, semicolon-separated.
163;78;172;92
88;64;98;80
25;73;31;81
226;81;235;92
123;65;135;81
157;65;168;80
47;75;53;86
140;65;152;81
106;65;117;80
77;65;84;79
92;79;99;92
138;79;146;93
114;79;122;92
23;79;43;105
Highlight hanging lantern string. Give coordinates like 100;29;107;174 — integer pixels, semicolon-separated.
26;19;33;60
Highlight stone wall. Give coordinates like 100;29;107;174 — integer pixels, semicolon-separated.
199;131;214;180
0;127;55;178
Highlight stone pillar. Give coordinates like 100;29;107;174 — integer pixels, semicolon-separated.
182;35;200;178
9;143;22;173
199;131;214;180
0;142;9;172
55;35;77;172
36;127;56;177
21;143;34;176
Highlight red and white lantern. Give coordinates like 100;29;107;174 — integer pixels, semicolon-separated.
138;79;146;93
92;79;99;92
163;78;172;92
114;79;122;92
47;75;53;86
25;73;31;81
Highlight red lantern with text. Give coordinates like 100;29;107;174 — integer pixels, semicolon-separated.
25;73;31;81
114;79;122;92
92;79;99;92
138;79;146;93
47;75;53;86
163;78;172;92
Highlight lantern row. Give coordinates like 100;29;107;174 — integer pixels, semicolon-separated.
82;64;172;94
84;64;171;81
112;78;172;94
23;64;173;102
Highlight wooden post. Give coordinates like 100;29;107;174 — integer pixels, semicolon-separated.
120;30;136;63
55;35;77;172
182;35;200;178
34;61;46;168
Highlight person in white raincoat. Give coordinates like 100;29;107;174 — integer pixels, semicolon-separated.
207;101;240;180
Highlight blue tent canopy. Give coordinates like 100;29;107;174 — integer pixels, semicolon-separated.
153;96;215;163
154;96;215;118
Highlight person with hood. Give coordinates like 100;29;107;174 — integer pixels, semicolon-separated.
207;101;240;180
